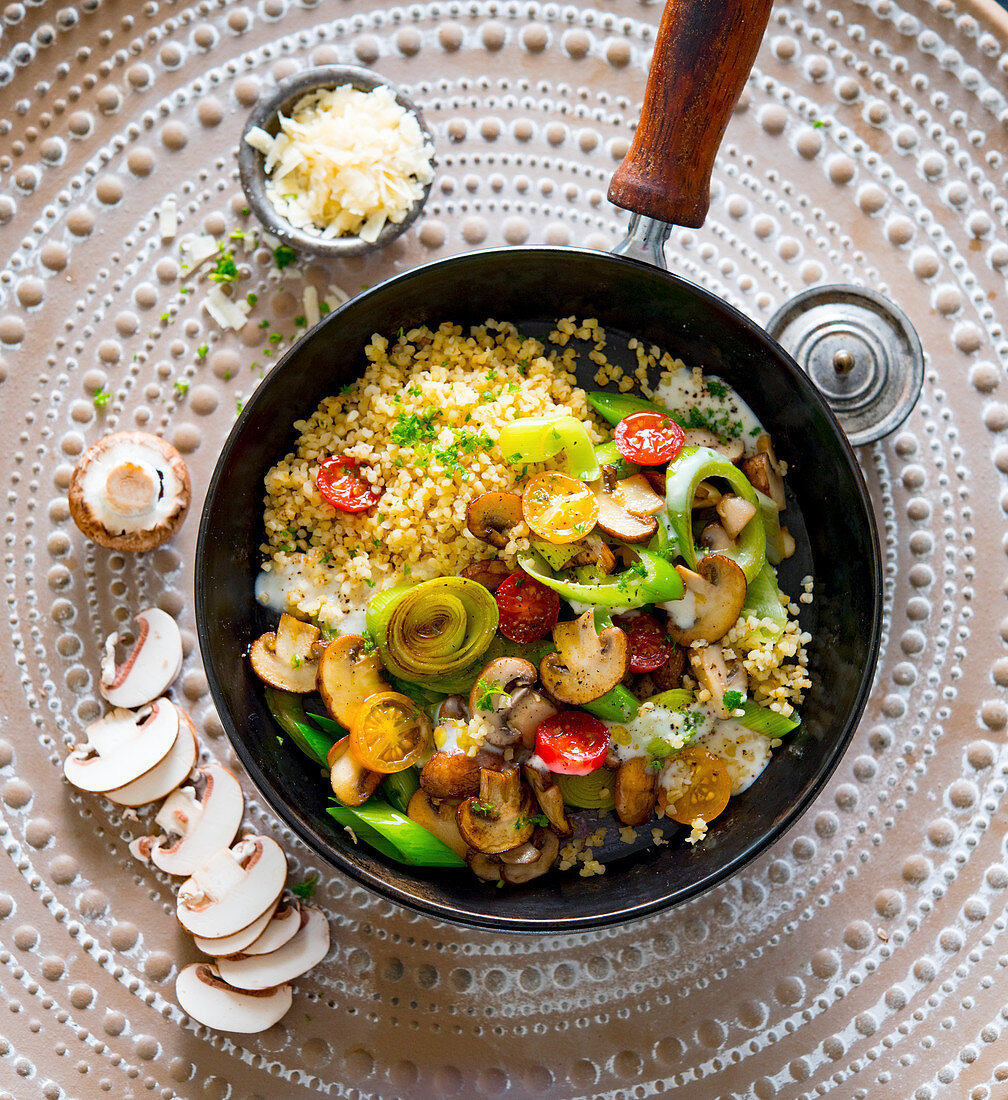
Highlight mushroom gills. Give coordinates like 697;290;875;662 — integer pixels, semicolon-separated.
249;613;321;693
539;608;629;705
99;608;184;709
175;963;292;1034
215;907;330;991
63;700;180;793
466;492;523;548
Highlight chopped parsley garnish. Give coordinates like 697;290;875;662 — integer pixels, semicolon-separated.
173;380;189;394
294;315;307;327
390;408;440;446
93;388;110;408
246;292;258;306
196;344;208;359
474;677;510;712
291;873;318;899
236;398;244;414
160;311;171;322
723;690;744;710
706;380;727;399
360;629;378;654
672;405;743;440
813;119;825;128
616;561;648;591
209;248;239;283
515;813;549;830
273;244;297;270
319;302;331;316
470;800;495;818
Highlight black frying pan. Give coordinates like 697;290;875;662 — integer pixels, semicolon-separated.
195;0;882;931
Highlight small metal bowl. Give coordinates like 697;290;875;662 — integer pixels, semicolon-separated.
237;65;435;259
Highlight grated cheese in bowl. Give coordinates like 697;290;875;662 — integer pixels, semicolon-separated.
244;83;435;244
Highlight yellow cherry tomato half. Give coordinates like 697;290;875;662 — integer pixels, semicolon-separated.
350;691;432;774
663;746;732;825
521;470;599;544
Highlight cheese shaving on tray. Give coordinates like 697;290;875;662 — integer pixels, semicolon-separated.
246;84;434;243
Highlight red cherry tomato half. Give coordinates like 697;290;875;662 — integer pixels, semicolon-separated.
614;611;674;673
494;571;560;643
614;411;685;466
535;710;609;775
316;456;382;513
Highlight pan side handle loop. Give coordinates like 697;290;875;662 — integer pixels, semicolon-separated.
608;0;775;229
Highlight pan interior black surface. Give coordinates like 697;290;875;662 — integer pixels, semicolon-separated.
195;248;882;931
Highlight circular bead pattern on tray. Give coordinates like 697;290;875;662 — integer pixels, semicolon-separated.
0;0;1007;1096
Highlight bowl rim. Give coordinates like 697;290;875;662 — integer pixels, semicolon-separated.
195;245;884;932
236;63;436;258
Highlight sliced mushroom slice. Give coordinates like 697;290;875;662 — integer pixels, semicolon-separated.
593;479;657;544
216;907;330;991
238;899;303;957
177;835;288;939
192;896;282;958
459;559;511;592
683;428;744;464
611;474;666;518
467;851;503;882
150;764;244;877
68;430;191;552
503;829;560;885
419;751;481;801
316;635;389;728
63;699;179;793
716;494;758;540
104;704;198;807
100;608;183;709
407;791;470;859
175;963;292;1034
468;657;537;718
457;767;536;854
699;521;734;553
539;609;629;705
690;642;749;720
665;554;747;645
568;534;617;575
506;688;558;750
436;694;469;723
466;492;523;548
249;614;321;693
523;765;573;839
614;757;658;826
328;736;384;807
651;644;687;692
742;435;786;509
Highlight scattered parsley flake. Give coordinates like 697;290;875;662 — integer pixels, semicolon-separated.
294;315;307;327
160;311;171;322
246;292;258;307
174;380;189;394
291;873;318;899
268;332;282;345
470;800;495;818
361;629;378;654
813;119;825;128
390;408;440;447
259;319;270;329
196;344;208;360
474;677;510;711
706;380;727;399
723;690;744;709
319;302;331;316
209;249;239;284
93;388;110;408
236;398;244;414
273;244;297;270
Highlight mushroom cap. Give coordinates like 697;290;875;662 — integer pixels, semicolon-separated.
505;688;558;750
177;834;288;939
175;963;292;1034
68;430;191;552
63;699;180;793
316;634;389;728
328;736;383;807
613;756;659;826
100;608;183;710
466;491;523;549
666;554;747;645
467;656;537;721
419;751;481;801
523;765;573;838
215;906;330;991
104;705;199;807
150;764;245;876
192;895;282;958
539;609;629;705
502;829;560;885
688;643;748;720
459;559;511;592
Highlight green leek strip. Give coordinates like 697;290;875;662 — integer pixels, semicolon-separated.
755;489;784;566
556;770;616;810
327;798;466;867
582;684;639;723
740;563;788;642
517;546;683;610
366;576;499;687
664;446;766;583
736;700;800;738
529;537;581;572
646;688;692;711
305;710;347;737
497;416;600;481
587;391;669;426
593;440;639;480
381;767;420;814
264;688;337;768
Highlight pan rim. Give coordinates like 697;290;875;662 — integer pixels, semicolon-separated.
195;246;883;932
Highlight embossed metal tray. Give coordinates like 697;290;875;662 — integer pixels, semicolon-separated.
2;0;1008;1096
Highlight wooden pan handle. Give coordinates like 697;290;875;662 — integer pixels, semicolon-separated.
608;0;774;228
